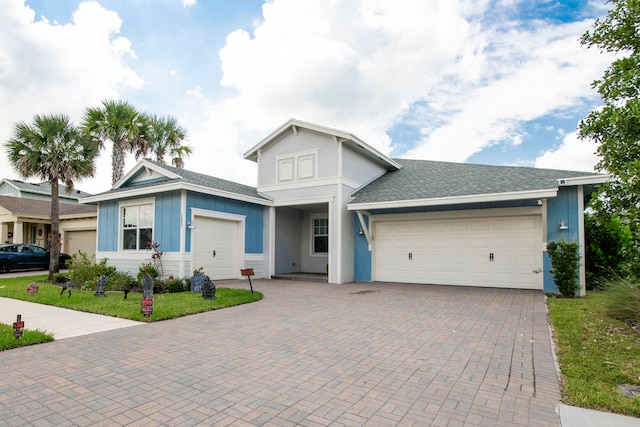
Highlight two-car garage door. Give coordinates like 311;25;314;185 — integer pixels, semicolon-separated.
373;215;542;289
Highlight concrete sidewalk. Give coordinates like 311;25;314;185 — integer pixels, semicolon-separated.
0;296;143;339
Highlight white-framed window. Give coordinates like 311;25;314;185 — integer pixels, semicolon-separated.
312;216;328;254
121;199;154;251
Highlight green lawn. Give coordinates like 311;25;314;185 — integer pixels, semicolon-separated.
0;322;54;351
547;292;640;417
0;275;263;322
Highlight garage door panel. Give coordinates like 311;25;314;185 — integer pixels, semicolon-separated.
374;215;542;289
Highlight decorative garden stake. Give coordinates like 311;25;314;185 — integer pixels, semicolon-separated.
95;275;106;297
13;314;24;339
26;283;39;296
141;274;154;317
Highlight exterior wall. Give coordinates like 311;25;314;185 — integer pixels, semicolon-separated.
95;190;265;279
341;144;387;185
0;185;19;197
354;214;371;281
186;192;263;254
257;128;339;187
543;186;585;294
275;207;302;274
300;208;329;273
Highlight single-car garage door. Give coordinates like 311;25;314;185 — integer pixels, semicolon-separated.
192;216;239;280
373;215;542;289
65;230;96;256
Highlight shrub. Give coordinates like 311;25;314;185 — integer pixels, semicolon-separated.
585;213;633;289
52;273;69;284
166;278;187;293
137;262;158;283
547;240;581;297
602;277;640;327
67;252;130;291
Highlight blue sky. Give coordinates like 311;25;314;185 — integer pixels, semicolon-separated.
1;0;613;194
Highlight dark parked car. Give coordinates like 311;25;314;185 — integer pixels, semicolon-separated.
0;244;72;273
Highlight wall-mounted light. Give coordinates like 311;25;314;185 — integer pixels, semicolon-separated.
187;221;196;229
358;228;364;235
558;219;568;230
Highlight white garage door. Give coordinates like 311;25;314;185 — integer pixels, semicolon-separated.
374;215;542;289
65;230;96;256
192;216;239;280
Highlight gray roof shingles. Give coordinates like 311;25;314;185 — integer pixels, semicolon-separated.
3;179;92;199
0;195;96;217
93;160;268;201
350;159;603;204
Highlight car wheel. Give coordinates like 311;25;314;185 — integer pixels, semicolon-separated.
0;261;11;274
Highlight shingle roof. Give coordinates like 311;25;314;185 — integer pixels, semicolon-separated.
89;160;268;202
349;159;604;204
0;195;96;217
3;179;92;199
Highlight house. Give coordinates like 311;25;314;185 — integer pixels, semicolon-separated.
82;119;608;295
0;195;97;254
0;179;92;203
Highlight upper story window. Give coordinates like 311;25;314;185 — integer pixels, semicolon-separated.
312;217;328;254
276;151;317;183
122;202;154;250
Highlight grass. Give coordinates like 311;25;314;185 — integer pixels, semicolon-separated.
0;322;54;351
0;274;263;322
547;292;640;417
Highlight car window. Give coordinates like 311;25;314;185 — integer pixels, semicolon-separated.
31;246;46;254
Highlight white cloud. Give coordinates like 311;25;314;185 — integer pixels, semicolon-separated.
405;18;612;162
0;0;143;194
535;131;600;172
182;0;197;8
216;0;472;155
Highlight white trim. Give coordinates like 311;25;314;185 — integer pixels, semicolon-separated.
118;198;156;251
179;190;187;275
81;181;271;206
191;208;246;223
268;206;276;278
558;175;610;186
370;206;542;223
310;213;329;256
356;210;372;249
271;196;334;207
348;189;558;211
112;159;181;190
577;185;586;297
244;118;402;170
259;176;362;193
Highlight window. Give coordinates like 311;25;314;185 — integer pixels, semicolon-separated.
312;217;328;254
122;203;153;250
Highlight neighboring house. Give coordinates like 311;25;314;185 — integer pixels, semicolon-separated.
0;179;91;204
0;195;97;255
82;119;608;295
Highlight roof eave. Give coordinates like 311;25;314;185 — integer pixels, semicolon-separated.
558;174;611;186
347;188;558;211
81;181;272;206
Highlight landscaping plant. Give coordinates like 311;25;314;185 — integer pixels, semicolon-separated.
547;239;581;297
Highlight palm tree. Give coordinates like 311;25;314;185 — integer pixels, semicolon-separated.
6;114;97;280
82;100;148;185
144;115;192;168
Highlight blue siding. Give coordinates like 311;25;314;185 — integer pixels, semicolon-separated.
544;186;581;293
97;201;119;251
353;214;371;281
154;191;182;252
186;192;264;253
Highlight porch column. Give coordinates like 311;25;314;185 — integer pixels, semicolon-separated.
13;221;23;243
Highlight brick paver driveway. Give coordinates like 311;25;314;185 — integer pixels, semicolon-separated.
0;280;561;426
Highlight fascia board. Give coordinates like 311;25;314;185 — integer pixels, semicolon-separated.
60;212;98;220
347;188;558;211
558;174;611;186
112;159;182;190
81;182;272;206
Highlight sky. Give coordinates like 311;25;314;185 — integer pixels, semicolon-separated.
0;0;615;195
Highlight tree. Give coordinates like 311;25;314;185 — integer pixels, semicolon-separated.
5;114;97;280
584;212;633;287
82;99;148;185
579;0;640;275
144;115;192;168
